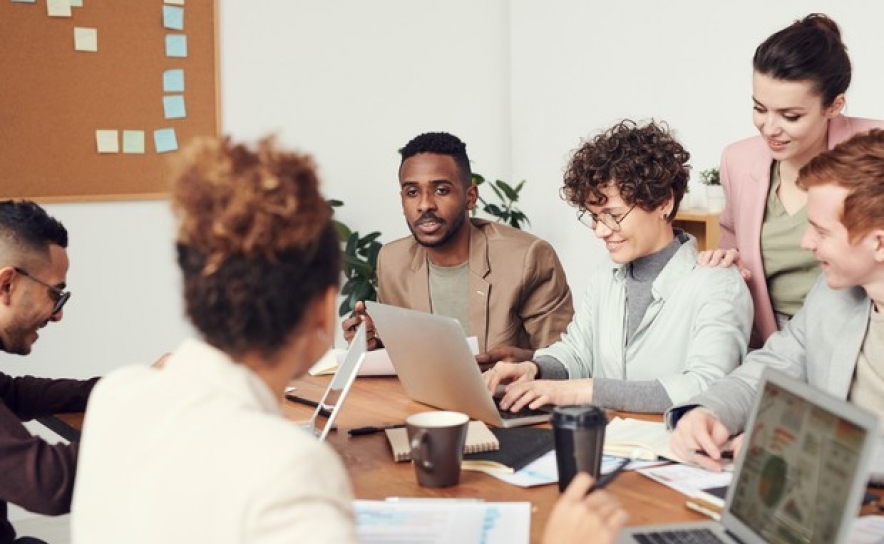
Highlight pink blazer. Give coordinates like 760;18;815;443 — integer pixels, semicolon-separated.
718;114;884;347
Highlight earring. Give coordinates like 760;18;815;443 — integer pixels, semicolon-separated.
662;213;669;220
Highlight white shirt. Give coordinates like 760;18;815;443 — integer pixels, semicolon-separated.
71;338;359;544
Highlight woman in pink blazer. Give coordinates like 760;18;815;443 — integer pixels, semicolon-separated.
701;14;884;346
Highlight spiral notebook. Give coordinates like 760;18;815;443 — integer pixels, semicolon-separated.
386;420;499;462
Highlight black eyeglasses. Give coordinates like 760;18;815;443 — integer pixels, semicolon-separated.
13;267;71;316
576;204;637;232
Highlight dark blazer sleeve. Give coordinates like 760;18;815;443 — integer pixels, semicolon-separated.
0;374;97;421
0;400;80;515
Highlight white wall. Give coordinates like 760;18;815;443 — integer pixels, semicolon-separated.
15;1;884;378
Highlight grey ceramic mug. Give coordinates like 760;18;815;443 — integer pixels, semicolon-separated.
406;411;469;488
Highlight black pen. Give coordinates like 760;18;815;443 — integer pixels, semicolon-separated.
285;394;331;418
347;424;405;437
693;449;735;460
588;457;630;493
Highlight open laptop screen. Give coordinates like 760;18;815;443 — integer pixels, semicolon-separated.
728;378;870;544
308;323;367;441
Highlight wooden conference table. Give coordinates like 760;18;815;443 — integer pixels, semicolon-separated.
283;374;704;543
50;374;883;544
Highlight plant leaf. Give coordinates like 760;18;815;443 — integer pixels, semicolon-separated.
496;180;519;201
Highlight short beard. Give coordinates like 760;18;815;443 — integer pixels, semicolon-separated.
409;212;467;249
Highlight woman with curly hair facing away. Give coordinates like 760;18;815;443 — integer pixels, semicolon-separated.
70;136;628;544
699;14;884;347
485;120;753;413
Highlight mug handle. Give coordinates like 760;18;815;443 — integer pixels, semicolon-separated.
410;429;434;472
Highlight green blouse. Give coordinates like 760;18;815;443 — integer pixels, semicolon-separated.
760;163;820;317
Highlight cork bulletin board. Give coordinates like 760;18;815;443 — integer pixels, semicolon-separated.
0;0;219;202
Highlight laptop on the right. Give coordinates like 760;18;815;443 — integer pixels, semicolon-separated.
618;368;878;544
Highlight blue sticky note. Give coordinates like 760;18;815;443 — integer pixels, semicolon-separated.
163;95;186;119
11;0;38;3
70;0;83;6
163;5;183;30
165;34;187;58
154;128;178;153
163;69;184;92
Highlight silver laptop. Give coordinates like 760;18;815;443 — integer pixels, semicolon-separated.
365;301;550;428
306;322;367;441
618;368;878;544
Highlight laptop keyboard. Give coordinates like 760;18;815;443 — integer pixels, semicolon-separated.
492;396;551;420
634;529;727;544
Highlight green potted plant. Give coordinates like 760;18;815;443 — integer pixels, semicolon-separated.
328;200;382;317
470;174;530;229
698;167;724;212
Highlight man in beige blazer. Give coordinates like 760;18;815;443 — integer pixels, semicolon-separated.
343;132;573;362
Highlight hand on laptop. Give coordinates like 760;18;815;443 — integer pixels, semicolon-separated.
542;472;628;544
342;301;382;350
485;363;593;411
475;345;536;367
670;407;737;472
482;361;538;395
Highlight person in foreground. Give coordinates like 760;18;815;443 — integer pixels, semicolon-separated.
71;136;626;544
699;13;884;347
343;131;573;363
485;120;753;413
669;129;884;471
0;200;98;544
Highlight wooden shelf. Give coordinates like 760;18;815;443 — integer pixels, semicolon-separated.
674;208;720;251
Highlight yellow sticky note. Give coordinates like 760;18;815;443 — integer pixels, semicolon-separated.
47;0;71;17
164;0;184;5
74;28;97;52
96;130;119;153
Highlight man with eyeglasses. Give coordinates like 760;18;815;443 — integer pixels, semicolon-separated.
0;200;96;544
484;120;753;414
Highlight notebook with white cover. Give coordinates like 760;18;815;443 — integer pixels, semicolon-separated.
385;420;499;462
616;368;877;544
604;417;686;462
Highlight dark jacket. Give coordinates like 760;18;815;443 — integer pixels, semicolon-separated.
0;372;97;544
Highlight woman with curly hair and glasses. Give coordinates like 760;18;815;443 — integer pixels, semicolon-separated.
70;136;628;544
485;120;753;413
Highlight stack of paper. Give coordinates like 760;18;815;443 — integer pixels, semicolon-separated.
354;500;530;544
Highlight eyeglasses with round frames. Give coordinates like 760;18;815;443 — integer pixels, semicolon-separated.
576;204;637;232
13;267;71;316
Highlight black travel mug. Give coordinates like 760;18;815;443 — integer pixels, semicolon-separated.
552;405;607;492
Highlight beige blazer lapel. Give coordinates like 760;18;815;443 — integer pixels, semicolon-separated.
407;245;432;314
467;223;491;353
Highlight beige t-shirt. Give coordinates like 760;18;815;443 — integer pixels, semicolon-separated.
761;163;820;316
849;307;884;430
428;260;470;334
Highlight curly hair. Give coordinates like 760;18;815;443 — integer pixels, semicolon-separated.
798;129;884;244
170;136;340;358
753;13;850;107
399;132;471;188
561;120;690;220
